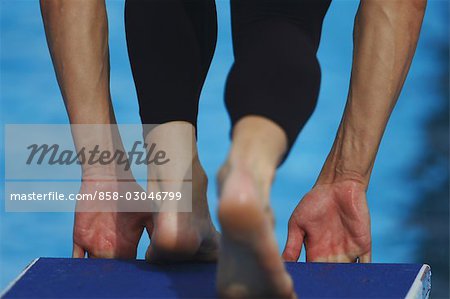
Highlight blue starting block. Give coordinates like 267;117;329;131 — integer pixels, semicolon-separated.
1;258;431;298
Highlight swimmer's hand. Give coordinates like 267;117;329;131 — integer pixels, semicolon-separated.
282;180;371;263
72;176;151;259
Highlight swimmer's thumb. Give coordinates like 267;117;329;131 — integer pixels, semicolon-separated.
282;222;304;262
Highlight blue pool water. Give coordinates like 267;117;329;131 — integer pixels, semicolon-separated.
0;0;448;293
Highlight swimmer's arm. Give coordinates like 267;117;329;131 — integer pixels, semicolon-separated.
317;0;427;187
40;0;112;125
40;0;127;178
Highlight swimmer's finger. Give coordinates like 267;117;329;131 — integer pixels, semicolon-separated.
359;250;371;263
72;243;86;258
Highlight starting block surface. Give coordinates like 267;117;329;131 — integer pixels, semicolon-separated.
1;258;431;298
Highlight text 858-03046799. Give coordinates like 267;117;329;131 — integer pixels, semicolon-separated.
94;191;183;201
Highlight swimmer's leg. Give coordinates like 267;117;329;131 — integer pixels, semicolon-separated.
125;0;219;262
217;0;330;297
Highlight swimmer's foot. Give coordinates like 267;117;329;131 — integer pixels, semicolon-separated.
145;160;219;263
216;117;294;298
217;163;294;299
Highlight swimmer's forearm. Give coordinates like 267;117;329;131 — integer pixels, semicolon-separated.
40;0;112;124
41;0;128;177
317;0;426;187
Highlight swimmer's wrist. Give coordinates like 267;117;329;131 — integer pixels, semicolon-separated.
81;164;135;181
315;125;376;189
70;124;135;181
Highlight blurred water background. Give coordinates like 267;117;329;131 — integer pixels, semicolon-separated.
1;0;448;297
